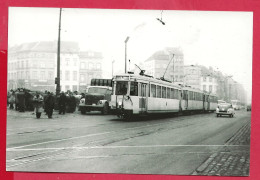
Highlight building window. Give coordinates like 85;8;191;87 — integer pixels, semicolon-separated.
33;60;37;68
203;85;206;91
48;71;53;80
96;63;101;70
26;71;29;79
203;77;207;82
40;62;45;68
88;75;93;84
65;58;70;66
88;52;94;56
209;77;212;82
80;62;86;69
89;63;93;70
73;71;77;81
33;71;37;79
73;58;77;66
40;71;45;80
80;74;85;82
65;71;70;81
72;85;77;91
209;85;212;92
65;85;70;91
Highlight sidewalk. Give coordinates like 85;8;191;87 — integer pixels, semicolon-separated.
192;119;250;176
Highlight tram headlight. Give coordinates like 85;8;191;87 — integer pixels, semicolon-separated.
118;101;122;106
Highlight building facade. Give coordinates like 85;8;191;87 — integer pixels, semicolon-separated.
144;47;184;82
183;65;201;90
78;51;103;92
8;41;103;93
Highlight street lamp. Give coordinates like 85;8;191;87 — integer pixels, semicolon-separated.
112;60;115;77
124;36;130;73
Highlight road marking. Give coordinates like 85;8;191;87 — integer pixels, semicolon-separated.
7;144;249;151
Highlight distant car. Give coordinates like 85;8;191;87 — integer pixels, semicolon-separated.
247;105;251;111
216;103;235;118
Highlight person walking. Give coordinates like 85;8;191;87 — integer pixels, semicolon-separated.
59;92;67;115
45;92;55;118
8;90;15;109
33;92;44;119
17;88;26;112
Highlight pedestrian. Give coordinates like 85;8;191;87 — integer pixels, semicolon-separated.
33;92;44;119
59;91;66;114
8;90;15;109
45;92;55;118
17;88;25;112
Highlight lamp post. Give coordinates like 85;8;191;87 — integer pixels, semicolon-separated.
112;60;115;77
55;8;62;95
124;36;130;73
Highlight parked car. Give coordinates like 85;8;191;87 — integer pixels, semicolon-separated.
247;105;251;111
216;103;235;118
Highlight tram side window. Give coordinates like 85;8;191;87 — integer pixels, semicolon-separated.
151;84;156;97
162;87;166;98
116;81;128;95
157;86;161;98
130;82;138;96
167;87;170;99
170;88;174;99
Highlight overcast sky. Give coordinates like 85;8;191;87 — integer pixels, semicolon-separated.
8;7;253;101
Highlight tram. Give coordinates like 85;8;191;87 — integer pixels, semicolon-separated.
110;73;218;119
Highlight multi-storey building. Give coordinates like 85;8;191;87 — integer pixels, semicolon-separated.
78;51;103;92
144;47;184;82
183;65;201;90
8;41;57;91
8;41;103;93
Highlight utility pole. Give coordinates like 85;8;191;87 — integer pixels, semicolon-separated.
124;36;130;73
56;8;62;95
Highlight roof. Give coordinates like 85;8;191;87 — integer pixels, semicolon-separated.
145;47;184;62
79;51;103;59
9;41;80;53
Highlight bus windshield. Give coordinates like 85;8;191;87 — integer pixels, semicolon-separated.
88;87;107;94
116;81;128;95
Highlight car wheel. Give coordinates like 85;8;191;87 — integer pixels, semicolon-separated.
102;103;109;115
216;114;219;117
81;108;86;114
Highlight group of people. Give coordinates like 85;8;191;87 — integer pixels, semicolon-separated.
7;89;82;119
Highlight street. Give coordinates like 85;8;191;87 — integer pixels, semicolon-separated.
6;109;251;175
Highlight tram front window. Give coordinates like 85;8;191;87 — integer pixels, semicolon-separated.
116;81;128;95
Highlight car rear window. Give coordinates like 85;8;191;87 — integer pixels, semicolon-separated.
219;104;231;108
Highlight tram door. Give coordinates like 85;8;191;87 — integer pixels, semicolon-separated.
140;83;147;114
184;90;188;110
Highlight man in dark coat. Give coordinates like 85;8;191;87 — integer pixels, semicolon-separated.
17;88;25;112
45;92;55;118
59;92;67;114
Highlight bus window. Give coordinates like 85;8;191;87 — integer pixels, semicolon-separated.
130;82;138;96
162;87;166;98
151;84;156;97
116;81;128;95
167;87;170;99
157;86;161;98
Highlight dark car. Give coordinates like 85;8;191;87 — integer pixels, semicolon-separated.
247;105;251;111
79;86;112;115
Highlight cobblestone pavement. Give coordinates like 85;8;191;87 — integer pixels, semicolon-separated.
192;119;250;176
